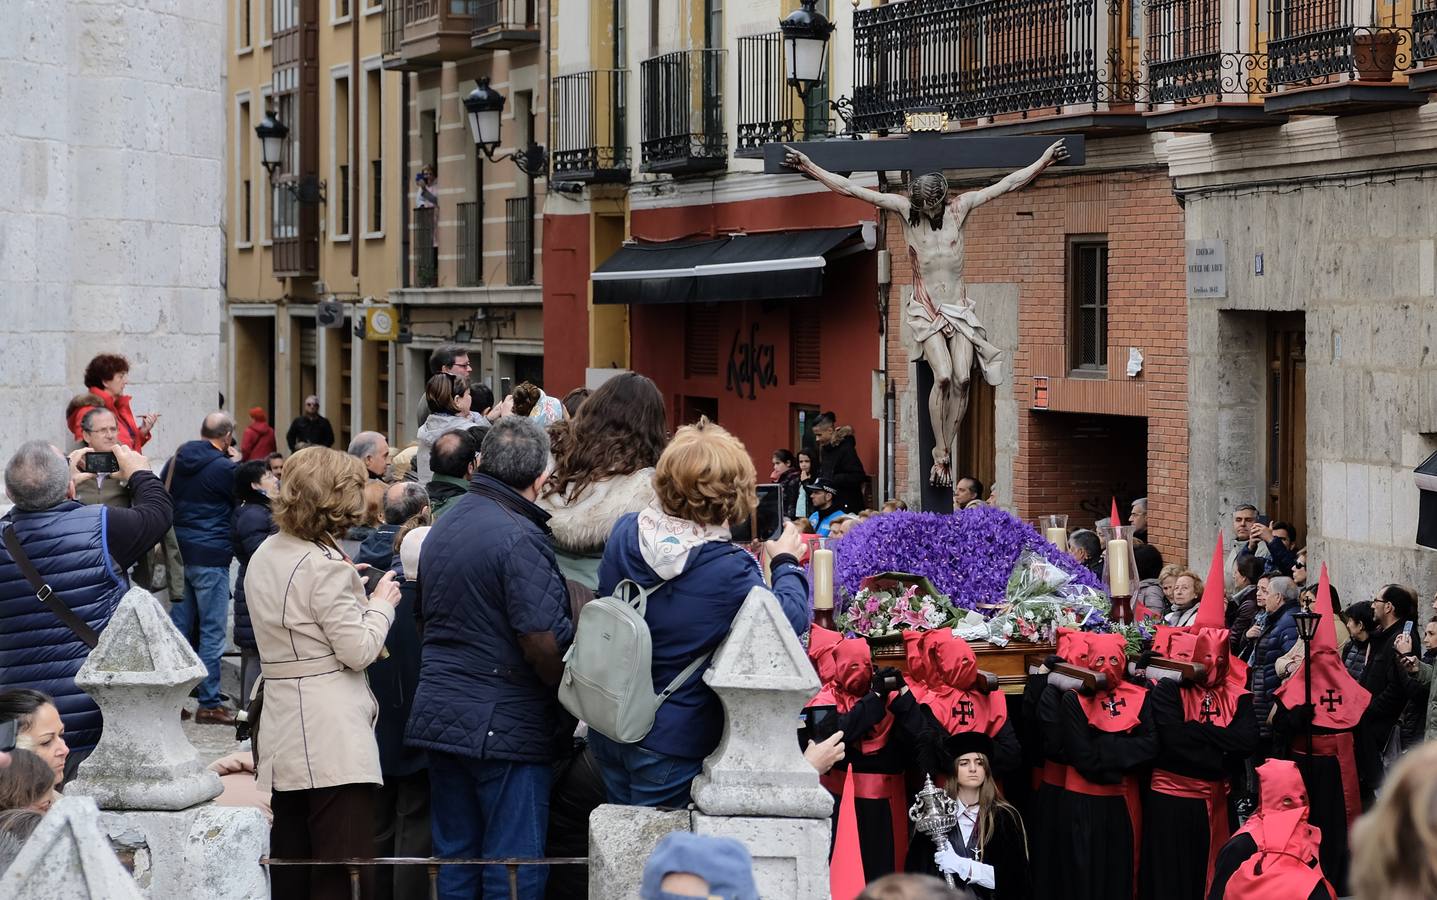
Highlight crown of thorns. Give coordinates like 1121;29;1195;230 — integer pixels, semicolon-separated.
908;171;950;205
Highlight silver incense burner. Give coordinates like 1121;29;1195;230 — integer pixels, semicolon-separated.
908;774;960;888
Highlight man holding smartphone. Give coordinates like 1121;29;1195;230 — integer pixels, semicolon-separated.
74;408;128;508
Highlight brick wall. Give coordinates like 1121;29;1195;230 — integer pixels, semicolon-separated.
887;167;1190;562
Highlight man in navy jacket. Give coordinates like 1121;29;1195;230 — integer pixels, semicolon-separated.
163;412;239;724
406;417;573;900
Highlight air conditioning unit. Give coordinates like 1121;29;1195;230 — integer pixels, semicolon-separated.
316;300;345;328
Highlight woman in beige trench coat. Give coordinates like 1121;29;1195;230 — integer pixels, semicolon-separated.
244;447;401;900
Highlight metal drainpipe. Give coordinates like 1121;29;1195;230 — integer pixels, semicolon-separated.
876;172;893;503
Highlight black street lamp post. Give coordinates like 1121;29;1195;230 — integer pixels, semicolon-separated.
464;78;548;177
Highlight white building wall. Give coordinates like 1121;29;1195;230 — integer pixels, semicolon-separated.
0;0;225;468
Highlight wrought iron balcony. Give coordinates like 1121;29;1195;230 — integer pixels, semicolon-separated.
507;196;534;286
550;70;631;183
413;206;438;288
390;0;477;71
640;49;727;175
472;0;540;50
851;0;1143;135
382;2;405;63
1411;0;1437;68
1146;0;1269;103
1267;0;1410;88
736;32;835;157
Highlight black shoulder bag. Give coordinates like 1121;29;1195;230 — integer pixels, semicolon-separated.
2;525;100;649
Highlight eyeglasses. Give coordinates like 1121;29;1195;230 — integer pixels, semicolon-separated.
84;427;119;436
1293;562;1306;569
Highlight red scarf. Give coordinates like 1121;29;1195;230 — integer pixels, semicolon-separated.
1077;633;1146;732
920;631;1006;737
1166;628;1248;727
807;626;894;754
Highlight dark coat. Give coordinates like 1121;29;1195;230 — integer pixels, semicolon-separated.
165;440;237;567
285;414;335;451
818;427;868;513
230;499;275;651
0;504;128;755
1359;621;1411;746
597;513;809;760
355;524;427;776
1250;600;1299;736
406;475;575;764
776;468;801;520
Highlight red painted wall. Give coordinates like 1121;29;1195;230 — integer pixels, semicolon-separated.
542;212;592;395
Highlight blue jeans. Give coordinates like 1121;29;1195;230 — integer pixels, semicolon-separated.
170;564;230;708
587;732;704;809
428;751;551;900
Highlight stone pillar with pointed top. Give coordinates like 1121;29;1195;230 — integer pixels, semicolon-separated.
67;587;223;810
587;586;834;899
0;795;145;899
61;587;269;899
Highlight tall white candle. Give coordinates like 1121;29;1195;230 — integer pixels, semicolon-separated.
1107;538;1131;596
812;548;834;611
1045;526;1067;548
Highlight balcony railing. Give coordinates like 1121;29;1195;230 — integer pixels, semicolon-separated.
472;0;540;49
413;206;437;288
457;201;482;287
550;70;631;182
1419;1;1437;62
1145;0;1269;104
640;49;727;175
390;0;477;69
736;32;833;155
383;1;405;58
852;0;1141;133
506;196;534;286
1267;0;1411;88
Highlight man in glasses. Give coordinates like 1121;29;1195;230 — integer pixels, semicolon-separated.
74;407;128;508
285;394;335;452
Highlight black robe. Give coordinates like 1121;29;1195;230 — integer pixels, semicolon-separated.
1206;832;1336;900
906;801;1030;900
810;690;910;883
1272;703;1356;897
1053;688;1157;900
1026;676;1072;899
1138;679;1259;900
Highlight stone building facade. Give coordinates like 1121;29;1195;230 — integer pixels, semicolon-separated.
1172;107;1437;604
1;1;225;465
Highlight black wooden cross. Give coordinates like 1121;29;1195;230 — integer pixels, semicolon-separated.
1320;689;1343;713
1103;695;1127;717
761;132;1087;176
955;699;975;726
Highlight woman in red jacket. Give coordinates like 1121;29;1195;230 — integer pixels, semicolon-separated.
240;407;277;460
80;353;156;451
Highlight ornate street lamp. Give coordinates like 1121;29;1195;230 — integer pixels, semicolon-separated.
780;0;835;100
465;78;548;177
1293;608;1321;780
255;110;288;178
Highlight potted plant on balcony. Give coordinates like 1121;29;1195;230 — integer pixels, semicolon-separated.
1352;28;1401;82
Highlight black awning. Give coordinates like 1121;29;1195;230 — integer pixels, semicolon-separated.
592;225;866;305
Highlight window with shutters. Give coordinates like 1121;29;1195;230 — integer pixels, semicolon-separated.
1068;239;1109;373
790;308;820;383
684;305;720;377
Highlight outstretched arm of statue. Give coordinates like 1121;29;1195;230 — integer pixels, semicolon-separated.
961;138;1068;211
783;145;909;216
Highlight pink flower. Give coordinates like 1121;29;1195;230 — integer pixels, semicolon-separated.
894;607;929;630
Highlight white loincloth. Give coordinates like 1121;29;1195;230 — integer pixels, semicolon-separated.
903;292;1005;387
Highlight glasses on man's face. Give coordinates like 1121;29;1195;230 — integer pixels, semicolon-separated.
454;361;473;371
1293;562;1306;569
84;427;119;436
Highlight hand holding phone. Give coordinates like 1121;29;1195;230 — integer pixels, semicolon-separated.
82;451;120;475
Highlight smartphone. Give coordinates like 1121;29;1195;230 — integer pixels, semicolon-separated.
1256;514;1271;526
361;568;390;595
729;484;784;543
500;377;513;398
82;451;119;475
0;718;16;753
805;705;839;743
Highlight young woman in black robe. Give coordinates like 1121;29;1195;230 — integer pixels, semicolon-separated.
906;732;1030;900
1052;633;1156;900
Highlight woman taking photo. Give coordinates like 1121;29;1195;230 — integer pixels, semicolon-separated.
540;372;667;590
591;419;810;807
244;447;401;900
416;374;487;483
908;732;1030;899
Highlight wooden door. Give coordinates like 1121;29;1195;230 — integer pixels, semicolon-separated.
957;360;997;498
1266;313;1307;542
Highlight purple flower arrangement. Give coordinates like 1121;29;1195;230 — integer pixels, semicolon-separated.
832;506;1104;615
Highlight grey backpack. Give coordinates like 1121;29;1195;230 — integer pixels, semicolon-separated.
558;579;710;744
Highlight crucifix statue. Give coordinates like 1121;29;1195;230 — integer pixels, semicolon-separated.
784;139;1068;487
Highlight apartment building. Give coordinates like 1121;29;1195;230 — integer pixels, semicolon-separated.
226;0;405;449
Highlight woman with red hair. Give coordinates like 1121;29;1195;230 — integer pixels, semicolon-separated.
79;353;156;450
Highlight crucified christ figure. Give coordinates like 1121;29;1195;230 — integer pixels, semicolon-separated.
785;139;1068;487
